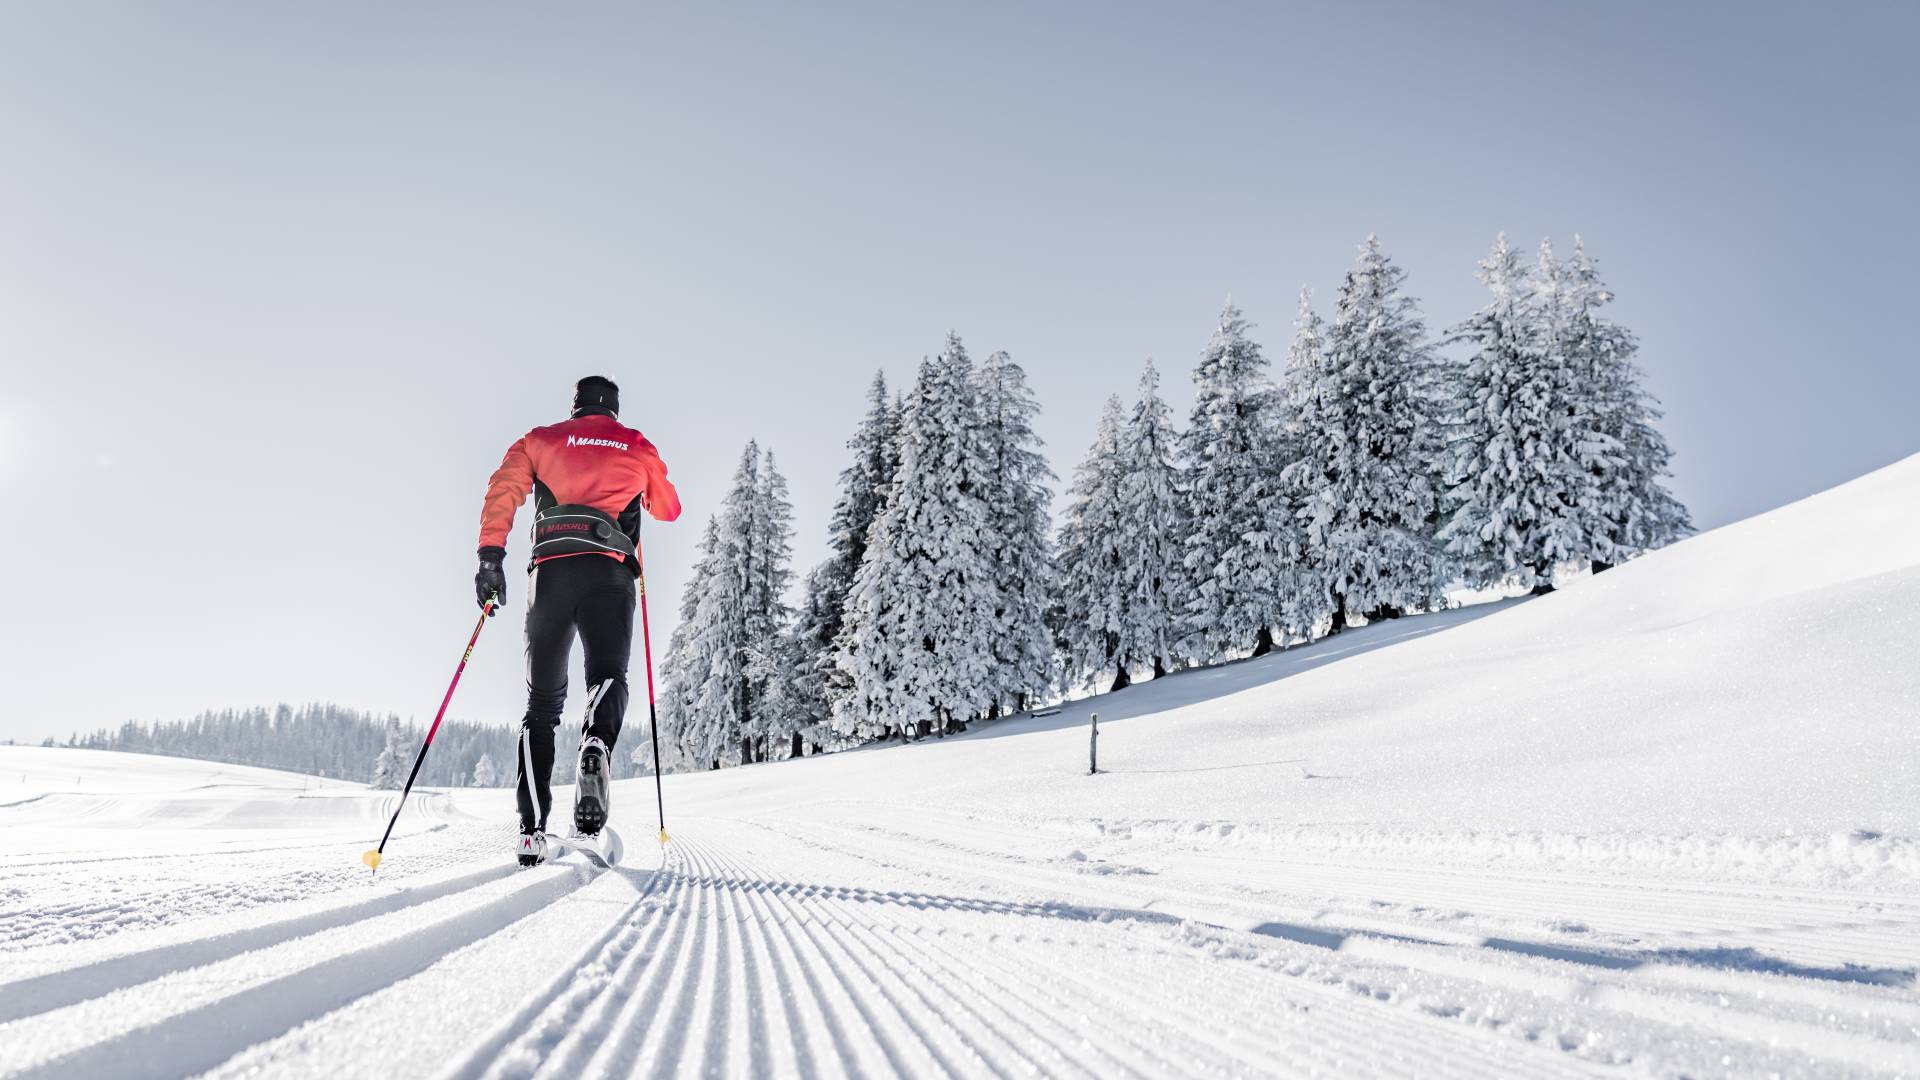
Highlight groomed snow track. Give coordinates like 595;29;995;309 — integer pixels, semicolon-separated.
3;811;1916;1079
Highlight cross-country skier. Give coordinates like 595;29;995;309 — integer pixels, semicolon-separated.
475;376;681;867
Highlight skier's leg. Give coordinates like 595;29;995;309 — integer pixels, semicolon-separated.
572;559;635;834
576;560;636;753
517;562;577;834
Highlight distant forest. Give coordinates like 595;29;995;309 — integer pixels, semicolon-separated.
60;703;593;788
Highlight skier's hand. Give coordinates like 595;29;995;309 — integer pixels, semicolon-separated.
476;548;507;614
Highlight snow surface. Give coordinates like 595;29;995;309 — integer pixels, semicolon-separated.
3;454;1918;1077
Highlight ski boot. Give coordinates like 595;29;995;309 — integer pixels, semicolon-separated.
516;829;548;868
574;736;611;836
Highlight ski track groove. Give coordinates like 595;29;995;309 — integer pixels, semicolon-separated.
803;817;1578;1080
714;844;768;1077
811;812;1916;995
503;855;690;1080
725;845;829;1078
0;861;520;1023
706;838;1030;1079
6;799;1909;1078
766;814;1911;1077
717;839;910;1078
884;902;1199;1079
796;880;981;1075
733;817;1627;1079
752;843;951;1077
873;900;1154;1080
443;863;664;1080
713;820;1318;1079
731;819;1303;1078
580;854;705;1077
796;887;1162;1077
0;863;593;1080
752;873;1054;1078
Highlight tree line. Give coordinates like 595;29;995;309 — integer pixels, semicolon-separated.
657;233;1689;768
64;234;1688;781
61;702;568;789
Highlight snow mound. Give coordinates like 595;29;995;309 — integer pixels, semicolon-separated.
1;746;470;858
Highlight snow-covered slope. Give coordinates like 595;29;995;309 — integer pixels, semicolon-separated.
3;454;1917;1078
3;747;463;858
659;450;1920;884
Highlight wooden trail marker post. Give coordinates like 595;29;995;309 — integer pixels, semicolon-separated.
1089;713;1099;775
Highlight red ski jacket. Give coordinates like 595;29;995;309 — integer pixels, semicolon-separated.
478;411;682;565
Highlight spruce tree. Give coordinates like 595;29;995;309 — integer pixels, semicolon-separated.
668;444;800;769
1290;237;1440;628
1438;234;1583;592
788;562;838;748
655;516;718;773
1114;359;1186;680
816;372;899;647
745;450;802;761
976;349;1056;713
1056;396;1131;690
470;751;497;787
1554;237;1692;569
1181;301;1291;660
796;372;902;732
370;718;405;790
1277;289;1338;634
835;336;1000;739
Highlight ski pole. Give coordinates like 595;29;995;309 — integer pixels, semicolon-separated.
637;532;670;846
363;594;498;873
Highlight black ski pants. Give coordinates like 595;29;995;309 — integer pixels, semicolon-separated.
516;554;634;832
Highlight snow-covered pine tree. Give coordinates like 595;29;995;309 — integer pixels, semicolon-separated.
1181;301;1292;661
744;450;803;761
1553;237;1692;570
1115;358;1187;680
684;448;758;769
976;349;1056;714
370;718;405;790
1056;396;1131;691
1274;290;1338;635
1438;234;1584;592
1289;237;1441;629
787;562;837;749
669;443;802;769
795;372;901;733
470;751;497;787
815;374;898;650
834;335;1000;739
655;515;719;773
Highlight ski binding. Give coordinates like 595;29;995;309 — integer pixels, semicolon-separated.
548;825;624;868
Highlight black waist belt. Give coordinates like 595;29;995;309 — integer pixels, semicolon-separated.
531;504;635;561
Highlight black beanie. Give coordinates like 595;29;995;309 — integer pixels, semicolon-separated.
573;375;620;416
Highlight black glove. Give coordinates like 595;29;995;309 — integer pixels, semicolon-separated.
476;547;507;613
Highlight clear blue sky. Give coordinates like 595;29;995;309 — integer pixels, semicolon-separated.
3;2;1915;743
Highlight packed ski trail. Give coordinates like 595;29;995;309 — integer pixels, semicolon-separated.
3;798;1914;1078
4;454;1919;1077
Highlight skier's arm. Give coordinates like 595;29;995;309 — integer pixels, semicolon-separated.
478;434;536;552
634;436;682;523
